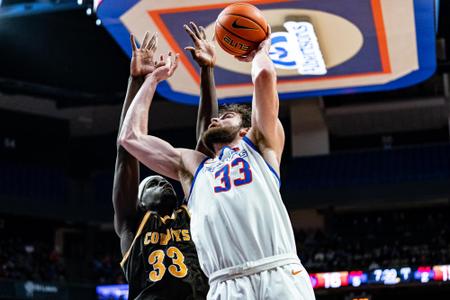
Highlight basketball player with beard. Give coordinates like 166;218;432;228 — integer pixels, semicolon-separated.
113;23;216;299
119;27;316;299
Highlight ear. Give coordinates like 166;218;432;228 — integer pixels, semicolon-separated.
239;128;249;137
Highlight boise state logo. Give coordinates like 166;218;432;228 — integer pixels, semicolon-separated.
269;21;327;75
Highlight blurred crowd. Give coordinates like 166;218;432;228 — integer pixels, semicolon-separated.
91;252;125;285
0;237;66;283
297;207;450;273
1;206;448;284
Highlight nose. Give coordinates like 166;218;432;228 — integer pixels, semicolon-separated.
158;180;167;187
211;117;219;123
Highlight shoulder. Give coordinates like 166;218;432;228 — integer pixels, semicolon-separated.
243;130;282;174
246;122;284;162
178;148;209;176
176;149;209;197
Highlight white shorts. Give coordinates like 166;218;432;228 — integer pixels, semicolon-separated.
208;263;316;300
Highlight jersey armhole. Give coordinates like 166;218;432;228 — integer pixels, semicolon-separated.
177;204;191;218
186;157;209;203
242;135;281;187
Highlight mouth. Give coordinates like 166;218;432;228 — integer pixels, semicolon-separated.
162;185;173;192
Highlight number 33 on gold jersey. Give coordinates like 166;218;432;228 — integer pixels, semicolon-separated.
147;246;188;282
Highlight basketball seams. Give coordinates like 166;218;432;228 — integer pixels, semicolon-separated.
215;3;268;55
216;36;246;56
220;13;267;34
217;36;247;56
216;22;259;45
216;34;251;56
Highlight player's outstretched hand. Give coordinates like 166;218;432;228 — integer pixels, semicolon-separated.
234;26;272;62
184;21;216;67
130;32;159;78
149;52;179;83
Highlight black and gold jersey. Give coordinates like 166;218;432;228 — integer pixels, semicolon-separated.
121;205;208;300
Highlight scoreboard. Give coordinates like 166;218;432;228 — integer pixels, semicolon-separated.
309;265;450;289
96;265;450;299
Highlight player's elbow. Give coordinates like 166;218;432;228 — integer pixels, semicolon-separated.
117;131;128;148
117;128;139;150
117;137;134;153
254;67;276;85
116;132;127;149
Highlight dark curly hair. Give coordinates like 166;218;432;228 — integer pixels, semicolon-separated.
219;104;252;129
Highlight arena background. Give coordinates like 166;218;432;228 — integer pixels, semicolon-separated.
0;0;449;299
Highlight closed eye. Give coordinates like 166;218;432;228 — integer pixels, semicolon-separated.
221;112;234;119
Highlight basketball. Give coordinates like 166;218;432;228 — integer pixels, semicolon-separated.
215;3;269;56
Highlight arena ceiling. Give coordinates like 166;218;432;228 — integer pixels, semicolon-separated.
0;3;131;107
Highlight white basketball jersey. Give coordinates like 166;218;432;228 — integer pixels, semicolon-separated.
187;136;298;276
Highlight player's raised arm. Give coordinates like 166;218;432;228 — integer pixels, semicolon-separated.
118;52;206;189
184;22;218;155
244;31;285;166
113;32;158;255
118;53;181;180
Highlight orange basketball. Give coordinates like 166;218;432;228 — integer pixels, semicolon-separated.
215;3;269;56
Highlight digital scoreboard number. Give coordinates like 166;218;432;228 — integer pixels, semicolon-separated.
369;267;413;285
310;271;369;289
309;265;450;289
97;264;450;297
310;272;349;289
433;265;450;281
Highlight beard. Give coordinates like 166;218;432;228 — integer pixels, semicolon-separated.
202;125;241;151
161;188;177;200
160;190;177;209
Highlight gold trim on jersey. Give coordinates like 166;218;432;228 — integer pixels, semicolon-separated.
120;211;152;268
178;204;190;218
159;205;190;224
160;215;171;223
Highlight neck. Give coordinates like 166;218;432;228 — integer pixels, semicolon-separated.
155;206;172;217
212;135;243;156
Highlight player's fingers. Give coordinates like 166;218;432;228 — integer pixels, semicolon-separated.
169;53;179;75
264;26;272;46
155;60;165;68
130;34;138;51
146;33;155;50
260;38;271;53
184;24;200;45
146;32;157;50
199;26;207;40
147;33;158;52
184;47;196;59
190;21;202;39
175;53;179;66
151;34;158;51
166;51;172;67
235;51;255;62
141;31;150;49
